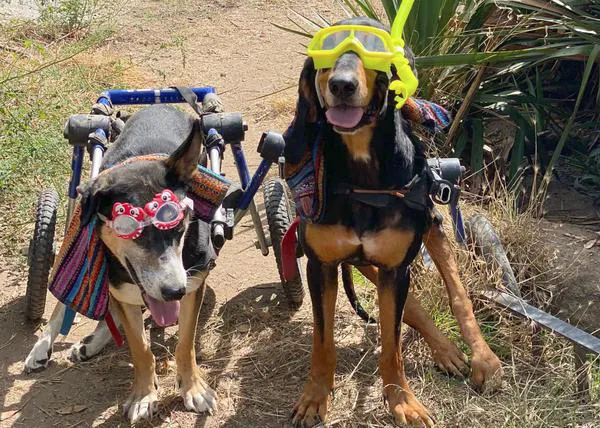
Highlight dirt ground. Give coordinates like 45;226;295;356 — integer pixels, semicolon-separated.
1;1;599;427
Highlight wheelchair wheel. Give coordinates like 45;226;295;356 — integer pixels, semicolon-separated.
263;178;304;309
26;188;59;321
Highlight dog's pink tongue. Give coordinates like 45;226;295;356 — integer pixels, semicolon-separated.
144;295;180;327
326;106;364;128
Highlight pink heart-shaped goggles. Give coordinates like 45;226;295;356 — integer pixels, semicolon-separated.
97;189;194;239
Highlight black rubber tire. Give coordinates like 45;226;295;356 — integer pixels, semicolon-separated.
263;178;305;309
26;189;59;321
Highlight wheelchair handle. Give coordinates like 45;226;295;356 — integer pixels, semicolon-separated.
427;158;464;185
98;87;216;106
201;112;247;143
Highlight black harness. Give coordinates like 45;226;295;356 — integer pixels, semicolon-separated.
334;159;462;211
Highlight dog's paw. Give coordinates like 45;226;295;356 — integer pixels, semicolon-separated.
69;334;104;362
177;373;217;414
291;381;330;427
69;341;90;362
470;349;503;392
24;337;53;373
386;388;434;428
430;339;469;378
123;389;159;424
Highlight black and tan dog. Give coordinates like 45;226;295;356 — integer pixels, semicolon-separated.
25;105;219;423
285;17;502;427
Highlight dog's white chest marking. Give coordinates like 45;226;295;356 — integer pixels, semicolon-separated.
110;283;144;305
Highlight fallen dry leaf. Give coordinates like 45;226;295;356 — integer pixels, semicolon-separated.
584;239;597;249
237;323;251;333
56;404;87;415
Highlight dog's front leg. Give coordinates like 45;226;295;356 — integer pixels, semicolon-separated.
378;267;434;428
175;275;217;415
25;301;65;372
357;265;468;377
292;260;337;427
423;223;503;391
110;297;158;423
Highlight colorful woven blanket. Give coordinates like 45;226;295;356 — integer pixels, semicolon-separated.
48;155;230;321
402;97;452;133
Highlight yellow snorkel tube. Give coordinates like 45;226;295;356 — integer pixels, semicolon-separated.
389;0;418;109
306;0;417;109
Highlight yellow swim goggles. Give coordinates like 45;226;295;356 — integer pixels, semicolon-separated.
308;25;398;73
306;0;418;109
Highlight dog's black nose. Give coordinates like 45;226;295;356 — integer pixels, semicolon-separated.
329;75;358;98
161;287;186;301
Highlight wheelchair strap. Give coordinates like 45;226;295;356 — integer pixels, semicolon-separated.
173;86;204;117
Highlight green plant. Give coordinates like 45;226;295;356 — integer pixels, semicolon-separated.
35;0;104;38
0;21;123;257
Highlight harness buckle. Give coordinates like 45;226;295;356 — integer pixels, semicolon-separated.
430;179;460;205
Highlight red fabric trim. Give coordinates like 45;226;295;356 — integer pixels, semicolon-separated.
105;312;124;347
282;216;301;281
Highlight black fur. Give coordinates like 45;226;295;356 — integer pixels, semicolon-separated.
307;258;326;337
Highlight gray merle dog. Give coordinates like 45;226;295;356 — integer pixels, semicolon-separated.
25;105;222;423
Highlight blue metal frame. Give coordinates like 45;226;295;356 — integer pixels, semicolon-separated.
67;146;85;199
231;143;251;189
68;86;272;230
451;203;466;245
238;159;272;210
229;143;273;210
98;87;216;106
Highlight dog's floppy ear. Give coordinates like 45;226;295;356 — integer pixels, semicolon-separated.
284;57;323;164
79;176;109;226
165;118;204;181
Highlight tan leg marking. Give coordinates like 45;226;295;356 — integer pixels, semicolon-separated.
341;124;376;162
305;223;360;264
356;265;468;377
110;296;158;424
424;223;503;390
362;228;415;269
293;266;338;426
176;277;217;414
377;278;434;428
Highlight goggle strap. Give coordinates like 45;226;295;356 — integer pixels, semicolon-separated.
315;73;326;109
379;92;389;117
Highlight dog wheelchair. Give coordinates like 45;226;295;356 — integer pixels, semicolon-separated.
25;86;304;322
